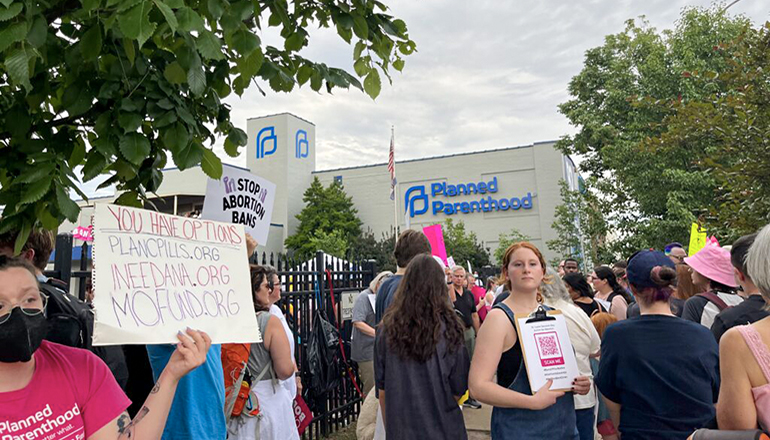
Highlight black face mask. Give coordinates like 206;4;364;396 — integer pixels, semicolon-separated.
0;307;48;363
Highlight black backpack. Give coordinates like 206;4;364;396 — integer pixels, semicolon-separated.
41;278;129;389
40;278;93;349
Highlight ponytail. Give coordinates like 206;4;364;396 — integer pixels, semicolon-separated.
595;266;634;304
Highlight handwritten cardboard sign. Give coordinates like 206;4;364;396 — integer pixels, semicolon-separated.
91;204;261;345
201;165;277;245
422;224;448;265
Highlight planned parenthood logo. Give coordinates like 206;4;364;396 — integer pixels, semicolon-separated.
405;177;533;218
295;130;309;159
256;126;277;159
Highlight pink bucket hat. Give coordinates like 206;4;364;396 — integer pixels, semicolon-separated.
683;244;738;288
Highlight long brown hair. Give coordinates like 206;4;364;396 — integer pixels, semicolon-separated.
675;263;701;300
250;264;273;312
382;254;465;363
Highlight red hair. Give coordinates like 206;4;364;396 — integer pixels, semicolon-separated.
501;242;547;292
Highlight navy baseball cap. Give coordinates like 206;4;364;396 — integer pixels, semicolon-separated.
627;250;676;288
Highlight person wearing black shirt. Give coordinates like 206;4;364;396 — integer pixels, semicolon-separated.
449;265;481;409
711;233;769;343
563;272;606;318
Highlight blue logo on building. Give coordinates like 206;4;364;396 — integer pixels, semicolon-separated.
295;130;309;159
404;177;533;218
256;126;277;159
404;185;429;217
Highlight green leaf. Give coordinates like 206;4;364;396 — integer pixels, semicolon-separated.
17;162;55;183
363;69;381;99
200;148;222;179
187;66;206;96
227;127;247;146
20;176;52;204
164;0;182;7
297;64;313;85
119;133;151;165
27;15;47;48
229;27;260;56
337;13;353;29
82;151;108;182
393;59;404;72
154;110;177;127
81;25;103;61
118;112;142;132
13;221;31;256
207;0;224;19
353;57;369;77
40;209;59;231
123;38;136;65
0;22;28;52
119;1;157;48
69;138;86;166
82;0;101;13
353;41;366;59
224;137;239;157
163;123;189;152
285;32;304;51
0;0;15;9
336;24;352;43
164;61;186;84
196;30;225;60
172;141;203;170
352;13;368;39
152;0;178;33
115;190;143;208
0;3;22;21
176;7;204;32
5;47;32;90
55;184;80;222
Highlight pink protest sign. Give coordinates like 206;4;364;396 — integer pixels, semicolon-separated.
422;224;447;265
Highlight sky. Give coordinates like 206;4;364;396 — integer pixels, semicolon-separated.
214;0;768;172
83;0;768;197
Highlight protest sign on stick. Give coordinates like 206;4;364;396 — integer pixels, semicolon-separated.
91;204;261;345
422;224;448;265
201;165;276;245
688;223;708;255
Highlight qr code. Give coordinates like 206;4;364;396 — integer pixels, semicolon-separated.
538;335;559;356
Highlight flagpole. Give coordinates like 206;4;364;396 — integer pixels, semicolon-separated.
391;126;400;232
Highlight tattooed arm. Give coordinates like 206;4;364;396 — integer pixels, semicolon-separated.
89;329;212;440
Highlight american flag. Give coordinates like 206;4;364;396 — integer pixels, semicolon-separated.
388;128;397;200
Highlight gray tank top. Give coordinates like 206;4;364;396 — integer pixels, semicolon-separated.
246;311;276;382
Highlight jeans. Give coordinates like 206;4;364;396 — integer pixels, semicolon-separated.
575;407;596;440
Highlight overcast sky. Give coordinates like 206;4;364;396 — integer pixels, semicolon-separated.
82;0;768;198
216;0;768;172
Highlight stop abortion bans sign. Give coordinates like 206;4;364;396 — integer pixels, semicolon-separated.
91;204;261;345
201;164;277;245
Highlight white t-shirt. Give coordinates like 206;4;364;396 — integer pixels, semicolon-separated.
269;304;297;397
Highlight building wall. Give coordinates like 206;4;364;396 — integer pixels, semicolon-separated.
314;141;569;263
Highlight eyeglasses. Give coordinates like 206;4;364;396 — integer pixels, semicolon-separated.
0;293;48;325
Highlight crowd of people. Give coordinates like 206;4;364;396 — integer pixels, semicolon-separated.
4;222;770;440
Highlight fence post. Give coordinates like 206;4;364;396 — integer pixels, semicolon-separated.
53;233;73;286
314;250;329;437
363;259;377;287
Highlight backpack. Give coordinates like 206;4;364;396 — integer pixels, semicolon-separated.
40;279;93;349
697;292;732;312
41;278;129;388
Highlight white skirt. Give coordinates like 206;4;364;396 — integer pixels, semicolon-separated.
227;380;300;440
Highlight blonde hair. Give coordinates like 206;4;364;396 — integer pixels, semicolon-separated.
747;224;770;308
370;271;394;293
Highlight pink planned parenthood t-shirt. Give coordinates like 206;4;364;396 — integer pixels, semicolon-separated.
0;341;130;440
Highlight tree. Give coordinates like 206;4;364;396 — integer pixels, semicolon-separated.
351;227;396;272
642;22;770;242
0;0;415;252
308;229;348;259
442;218;490;271
286;176;362;257
557;6;749;254
546;179;612;271
493;228;530;265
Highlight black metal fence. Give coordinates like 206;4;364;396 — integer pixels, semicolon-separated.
47;234;376;439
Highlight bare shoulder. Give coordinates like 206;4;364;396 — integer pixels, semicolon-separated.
720;326;749;356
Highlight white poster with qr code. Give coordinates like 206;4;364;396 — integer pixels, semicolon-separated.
514;310;579;393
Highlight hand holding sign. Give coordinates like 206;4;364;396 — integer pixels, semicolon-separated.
165;328;213;381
